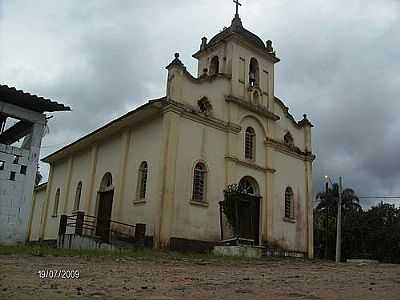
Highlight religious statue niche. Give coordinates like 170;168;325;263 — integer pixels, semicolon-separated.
197;97;213;116
284;132;295;147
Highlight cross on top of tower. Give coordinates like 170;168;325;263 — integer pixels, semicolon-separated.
233;0;242;16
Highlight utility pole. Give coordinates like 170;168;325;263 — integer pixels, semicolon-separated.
335;176;343;263
324;180;329;259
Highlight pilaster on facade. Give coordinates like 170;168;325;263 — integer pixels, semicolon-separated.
62;156;74;214
305;160;314;259
157;110;181;248
113;130;131;220
85;144;99;216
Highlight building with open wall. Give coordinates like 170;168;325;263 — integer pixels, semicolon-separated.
0;85;70;244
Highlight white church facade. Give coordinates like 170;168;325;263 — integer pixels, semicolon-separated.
29;11;315;257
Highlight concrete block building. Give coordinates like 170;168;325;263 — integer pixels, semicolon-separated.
0;85;69;244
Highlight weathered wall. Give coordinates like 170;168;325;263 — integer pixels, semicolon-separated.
0;145;31;243
171;117;226;241
270;151;308;252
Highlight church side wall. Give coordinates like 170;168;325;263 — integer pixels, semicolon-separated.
41;117;164;242
63;150;92;214
29;186;46;241
43;159;69;240
90;135;121;215
42;135;121;240
118;118;163;239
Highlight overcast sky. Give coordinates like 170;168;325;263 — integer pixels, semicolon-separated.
1;0;399;207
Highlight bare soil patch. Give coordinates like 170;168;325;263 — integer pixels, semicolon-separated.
0;251;399;299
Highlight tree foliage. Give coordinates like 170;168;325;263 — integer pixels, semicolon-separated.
221;184;242;235
314;184;400;263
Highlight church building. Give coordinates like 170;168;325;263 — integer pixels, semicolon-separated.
29;7;315;258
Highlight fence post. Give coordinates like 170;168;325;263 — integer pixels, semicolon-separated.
134;223;146;246
75;211;84;236
219;201;224;241
59;215;67;236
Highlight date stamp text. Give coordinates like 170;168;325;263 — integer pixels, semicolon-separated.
37;269;80;279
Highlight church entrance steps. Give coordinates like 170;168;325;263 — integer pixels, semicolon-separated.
58;212;147;251
262;247;306;259
213;245;264;258
57;234;143;252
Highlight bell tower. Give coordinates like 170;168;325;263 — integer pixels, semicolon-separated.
192;2;280;109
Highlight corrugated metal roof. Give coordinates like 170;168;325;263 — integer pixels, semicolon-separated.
0;84;71;113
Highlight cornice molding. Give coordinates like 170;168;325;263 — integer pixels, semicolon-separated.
164;99;242;134
265;138;315;162
225;155;276;173
274;97;314;128
193;34;280;64
225;95;280;121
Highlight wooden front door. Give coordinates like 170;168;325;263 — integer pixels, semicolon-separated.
96;190;114;242
238;195;260;244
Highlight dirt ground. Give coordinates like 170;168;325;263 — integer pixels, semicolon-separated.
1;254;400;300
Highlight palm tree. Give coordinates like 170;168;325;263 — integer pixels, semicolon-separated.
342;188;362;212
316;184;361;213
315;183;361;259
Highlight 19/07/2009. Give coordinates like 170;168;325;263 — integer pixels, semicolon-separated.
37;269;80;279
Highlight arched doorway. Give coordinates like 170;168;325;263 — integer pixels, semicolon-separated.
237;176;261;244
96;172;114;242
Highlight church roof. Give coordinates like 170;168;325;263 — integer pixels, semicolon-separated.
208;15;266;50
194;14;279;62
42;97;166;163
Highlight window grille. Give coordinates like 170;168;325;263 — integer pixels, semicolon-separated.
285;187;294;218
245;127;255;160
53;188;60;217
138;162;148;200
74;182;82;210
192;163;207;202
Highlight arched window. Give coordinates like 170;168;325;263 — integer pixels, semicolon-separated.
192;162;207;202
249;58;259;86
99;172;113;192
284;132;294;147
285;187;294;219
73;182;82;211
239;176;260;196
137;161;148;200
52;188;60;217
245;127;256;160
209;56;219;75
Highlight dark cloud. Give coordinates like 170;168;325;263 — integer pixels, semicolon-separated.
1;1;399;207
